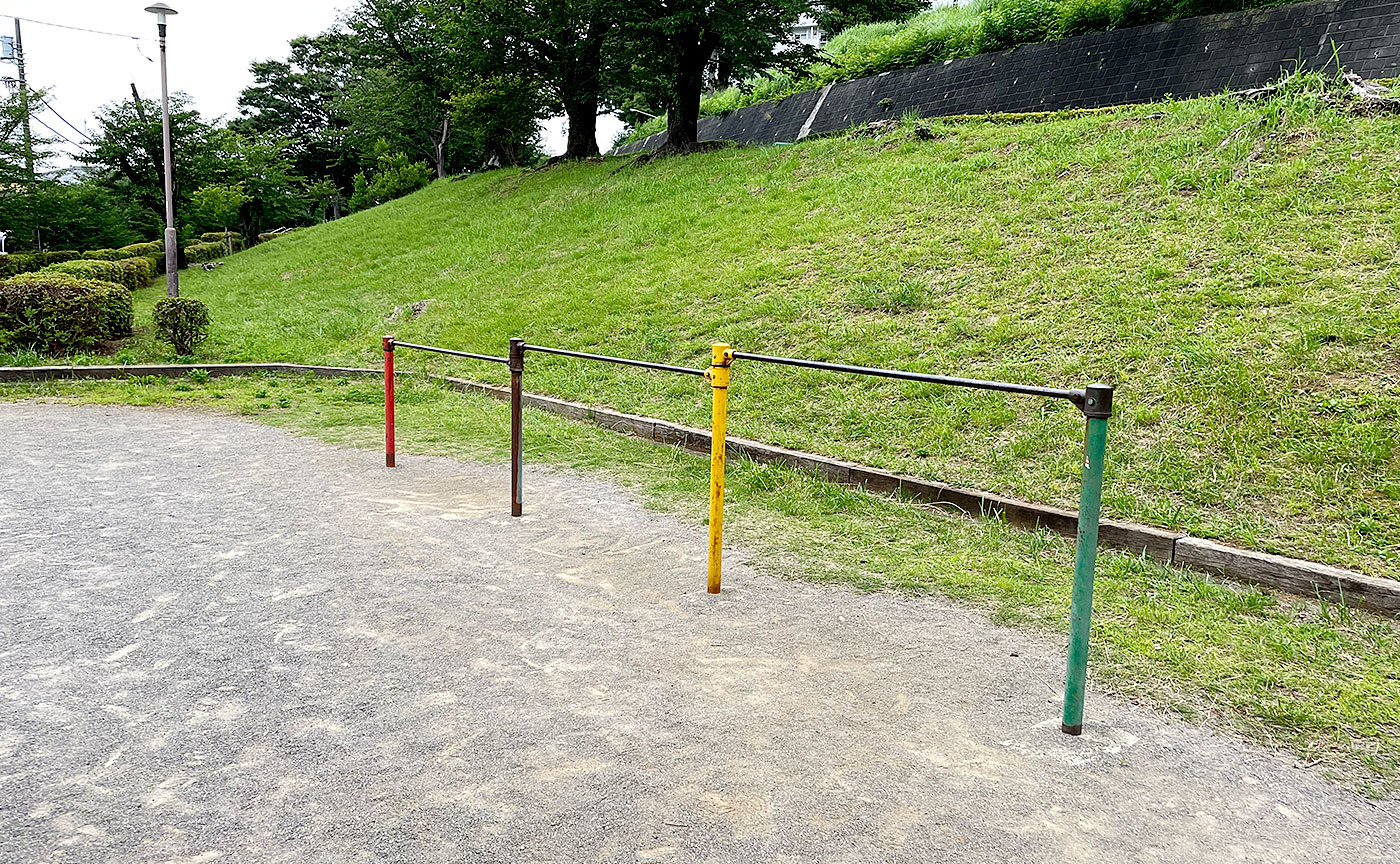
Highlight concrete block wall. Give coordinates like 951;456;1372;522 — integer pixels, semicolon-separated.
615;0;1400;154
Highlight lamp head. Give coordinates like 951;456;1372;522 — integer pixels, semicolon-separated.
144;3;178;25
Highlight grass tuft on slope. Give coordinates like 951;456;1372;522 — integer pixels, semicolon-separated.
37;76;1400;579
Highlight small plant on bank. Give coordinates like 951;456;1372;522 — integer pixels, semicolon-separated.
152;297;212;356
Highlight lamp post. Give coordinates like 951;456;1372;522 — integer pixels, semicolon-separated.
144;3;179;297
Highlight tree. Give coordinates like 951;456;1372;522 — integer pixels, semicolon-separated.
234;34;359;190
342;0;469;178
186;183;251;251
446;0;629;161
207;131;307;239
615;0;817;150
449;73;552;167
79;94;220;226
0;180;148;252
814;1;927;37
348;143;433;212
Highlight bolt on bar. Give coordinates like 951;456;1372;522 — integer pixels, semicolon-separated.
734;349;1113;736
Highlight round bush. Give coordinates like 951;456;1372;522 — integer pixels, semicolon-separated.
0;272;132;354
199;231;243;243
118;241;164;258
152;296;211;356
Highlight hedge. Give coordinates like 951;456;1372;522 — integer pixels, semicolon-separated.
199;232;243;243
0;272;133;354
184;242;226;264
0;253;44;279
118;241;163;258
45;257;156;291
82;248;138;261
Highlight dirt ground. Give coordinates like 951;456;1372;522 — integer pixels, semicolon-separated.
2;403;1397;863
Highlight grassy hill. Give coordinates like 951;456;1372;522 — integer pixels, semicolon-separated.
126;77;1398;579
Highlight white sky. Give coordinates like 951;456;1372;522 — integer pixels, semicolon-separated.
2;0;623;171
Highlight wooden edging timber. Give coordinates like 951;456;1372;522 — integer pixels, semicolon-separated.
4;362;1396;616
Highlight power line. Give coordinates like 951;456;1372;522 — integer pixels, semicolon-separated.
38;98;88;142
0;13;146;42
31;113;77;147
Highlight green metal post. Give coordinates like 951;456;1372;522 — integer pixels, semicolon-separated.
1062;383;1114;736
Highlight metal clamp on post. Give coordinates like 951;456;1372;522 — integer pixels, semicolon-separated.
383;336;395;468
705;344;734;594
509;338;525;517
1062;383;1114;735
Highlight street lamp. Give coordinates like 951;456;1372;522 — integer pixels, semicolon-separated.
144;2;179;297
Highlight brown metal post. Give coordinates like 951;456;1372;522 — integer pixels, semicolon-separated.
509;338;525;516
383;337;395;468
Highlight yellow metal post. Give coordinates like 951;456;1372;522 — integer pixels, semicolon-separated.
706;344;734;594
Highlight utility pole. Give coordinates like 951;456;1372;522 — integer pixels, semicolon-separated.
13;19;32;182
13;18;37;249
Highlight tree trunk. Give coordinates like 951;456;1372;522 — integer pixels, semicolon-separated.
560;28;604;160
433;116;450;179
665;33;717;150
563;99;601;160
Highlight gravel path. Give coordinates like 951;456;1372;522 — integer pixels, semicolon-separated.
2;402;1397;863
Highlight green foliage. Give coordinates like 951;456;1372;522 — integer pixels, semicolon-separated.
0;181;149;253
815;1;929;37
348;146;433;212
118;241;164;258
186;183;253;235
81;248;136;261
449;74;551;167
44;259;145;291
43;251;82;265
0;254;44;279
115;257;158;289
184;242;228;264
1057;0;1126;35
199;232;243;243
0;272;132;353
975;0;1061;52
152;296;212;355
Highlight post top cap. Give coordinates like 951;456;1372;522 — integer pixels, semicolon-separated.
144;3;178;15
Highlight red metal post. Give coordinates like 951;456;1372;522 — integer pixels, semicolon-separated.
509;338;525;516
383;336;396;468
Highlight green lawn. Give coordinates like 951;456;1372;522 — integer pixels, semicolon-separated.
9;78;1398;585
6;373;1398;796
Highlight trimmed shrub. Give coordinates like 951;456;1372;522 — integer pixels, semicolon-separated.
152;296;211;355
0;272;133;353
41;251;82;265
184;242;226;264
81;248;138;261
0;253;44;279
118;241;163;258
45;259;130;289
115;256;158;288
199;232;243;243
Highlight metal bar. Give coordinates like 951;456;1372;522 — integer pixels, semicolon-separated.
707;344;734;594
1061;384;1114;735
383;337;395;468
509;338;525;517
525;344;706;377
732;352;1085;405
392;341;509;365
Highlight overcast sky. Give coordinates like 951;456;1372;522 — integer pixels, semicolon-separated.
3;0;623;170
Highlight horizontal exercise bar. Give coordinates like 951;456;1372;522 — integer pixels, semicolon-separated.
731;352;1085;405
526;344;707;377
391;341;510;365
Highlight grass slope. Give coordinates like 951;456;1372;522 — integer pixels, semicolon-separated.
78;80;1400;578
